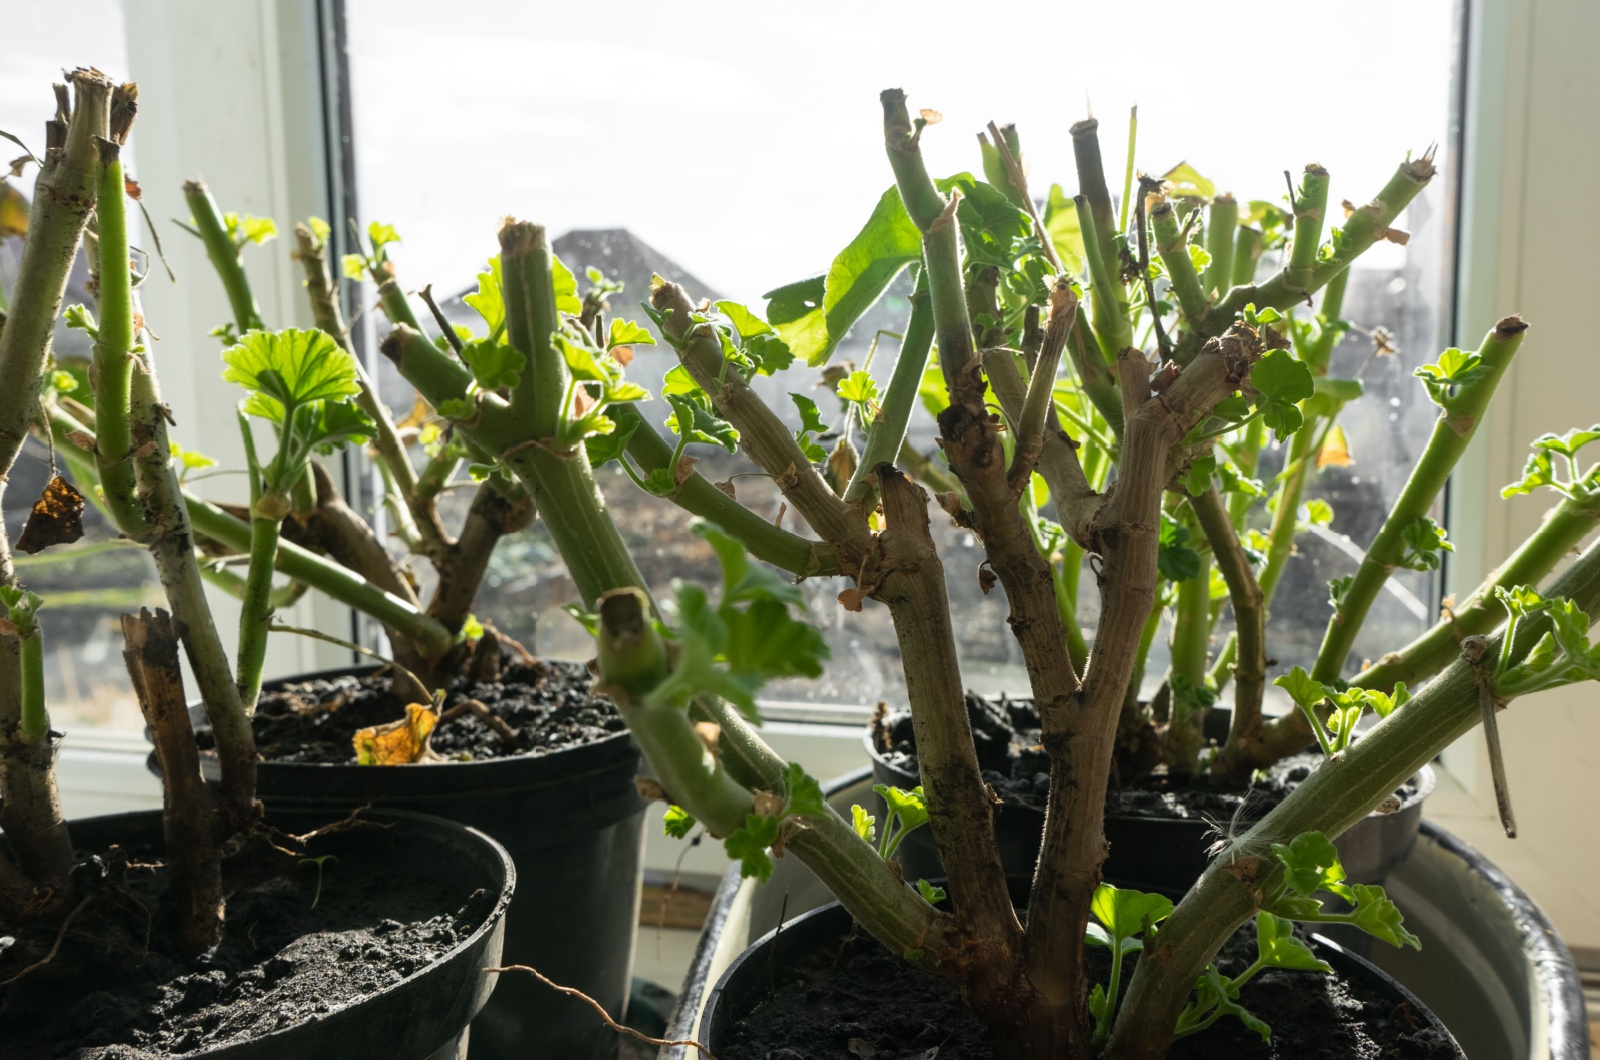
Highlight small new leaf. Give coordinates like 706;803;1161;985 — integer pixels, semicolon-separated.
663;805;696;839
725;814;781;883
1249;348;1316;441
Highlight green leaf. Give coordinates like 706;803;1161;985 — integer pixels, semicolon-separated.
1270;831;1352;901
1533;425;1600;459
1090;882;1174;941
1088;983;1108;1021
1313;376;1365;402
715;300;774;339
1041;184;1086;274
553;330;610;383
766;186;922;367
695;522;805;607
305;216;332;243
1158;512;1202;582
665;392;739;453
341;254;368;281
169;441;217;477
724;814;781;882
465;256;506;342
1364;683;1410;719
663;805;696;839
437;397;475;421
838;370;879;408
781;762;827;819
723;599;829;681
294;399;375;456
1273;667;1329;711
550;255;582;315
763;276;828;367
608;318;656;350
1249;348;1316;441
1346;883;1422;949
791;393;829;463
367;221;401;251
1414;347;1487;407
1302;499;1334;528
851;804;876;844
584;414;639;469
1162;161;1216;200
873;783;930;837
1398;515;1453;572
1185;454;1218;496
460;339;523;391
743;332;795;375
1501;448;1559;499
1255;912;1333;972
1328;574;1355;610
225;212;278;246
1179;967;1273;1044
917;879;947;904
223;328;360;421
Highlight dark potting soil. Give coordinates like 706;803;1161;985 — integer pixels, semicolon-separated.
0;831;494;1059
719;917;1458;1060
197;658;625;765
874;695;1421;825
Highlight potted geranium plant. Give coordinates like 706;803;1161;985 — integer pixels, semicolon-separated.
0;68;512;1059
377;87;1598;1057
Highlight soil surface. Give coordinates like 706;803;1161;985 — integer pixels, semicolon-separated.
0;830;494;1058
719;915;1459;1060
874;695;1421;826
197;659;626;765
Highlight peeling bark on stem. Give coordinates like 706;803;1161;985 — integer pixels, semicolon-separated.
122;609;224;959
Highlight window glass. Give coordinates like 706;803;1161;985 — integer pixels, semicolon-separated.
2;1;154;732
344;0;1458;717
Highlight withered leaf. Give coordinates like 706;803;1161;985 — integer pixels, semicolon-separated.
123;174;142;200
16;475;86;554
610;344;634;367
352;702;438;765
978;563;997;596
838;587;866;612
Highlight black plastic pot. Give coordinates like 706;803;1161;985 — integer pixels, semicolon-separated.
663;768;1586;1060
699;898;1464;1057
3;807;511;1060
179;664;647;1060
868;728;1436;894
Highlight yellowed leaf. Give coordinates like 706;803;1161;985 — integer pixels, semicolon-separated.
0;180;29;239
1317;424;1353;470
353;702;438;765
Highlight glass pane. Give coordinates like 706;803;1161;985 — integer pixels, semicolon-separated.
344;0;1458;712
2;3;154;732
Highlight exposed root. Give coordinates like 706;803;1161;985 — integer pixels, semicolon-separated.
488;963;720;1059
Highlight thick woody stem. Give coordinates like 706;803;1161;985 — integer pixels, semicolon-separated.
122;608;223;959
1025;327;1261;1025
429;477;534;633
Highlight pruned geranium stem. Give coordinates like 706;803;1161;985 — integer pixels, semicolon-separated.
183;180;265;332
843;274;934;508
1311;318;1528;684
0;70;112;584
89;89;140;526
1201;194;1237;300
1354;494;1600;692
122;608;223;958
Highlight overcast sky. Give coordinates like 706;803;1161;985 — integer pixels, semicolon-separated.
347;0;1457;308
